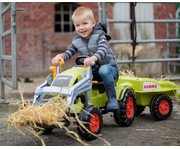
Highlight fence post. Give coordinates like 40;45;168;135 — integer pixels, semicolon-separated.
0;3;5;99
0;2;19;100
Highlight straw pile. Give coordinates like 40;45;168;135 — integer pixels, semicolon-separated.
120;69;136;77
158;75;171;81
5;94;110;146
120;69;171;81
7;94;75;146
8;96;69;128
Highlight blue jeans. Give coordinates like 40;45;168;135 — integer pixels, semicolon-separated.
98;65;118;83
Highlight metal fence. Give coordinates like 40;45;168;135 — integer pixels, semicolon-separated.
166;13;180;74
98;2;180;80
0;2;18;100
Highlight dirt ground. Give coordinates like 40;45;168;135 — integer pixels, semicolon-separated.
0;77;180;146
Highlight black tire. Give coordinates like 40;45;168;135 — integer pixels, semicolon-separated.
136;105;145;116
150;95;161;117
34;125;54;135
34;116;70;135
41;128;54;135
114;89;136;126
77;105;103;140
150;94;173;120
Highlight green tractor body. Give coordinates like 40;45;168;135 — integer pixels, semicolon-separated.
49;65;180;111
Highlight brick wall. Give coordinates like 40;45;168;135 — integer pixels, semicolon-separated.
154;3;176;52
154;3;176;73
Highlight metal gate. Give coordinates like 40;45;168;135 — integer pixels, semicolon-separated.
98;2;180;81
0;2;20;100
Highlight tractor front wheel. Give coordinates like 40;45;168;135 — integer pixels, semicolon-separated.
77;105;103;140
34;125;54;135
150;94;173;120
114;89;136;126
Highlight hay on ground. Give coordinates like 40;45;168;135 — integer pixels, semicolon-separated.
6;94;110;146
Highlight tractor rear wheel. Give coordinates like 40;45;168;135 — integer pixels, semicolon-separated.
77;105;103;140
114;89;136;126
150;94;173;120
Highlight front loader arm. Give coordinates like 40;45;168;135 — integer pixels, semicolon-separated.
33;66;93;106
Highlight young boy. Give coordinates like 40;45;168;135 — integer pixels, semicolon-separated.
51;7;118;111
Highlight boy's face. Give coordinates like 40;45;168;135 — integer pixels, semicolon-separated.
73;14;96;39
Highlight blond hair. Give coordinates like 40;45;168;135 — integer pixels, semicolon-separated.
72;7;94;21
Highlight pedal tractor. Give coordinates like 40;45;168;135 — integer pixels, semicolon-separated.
33;56;180;140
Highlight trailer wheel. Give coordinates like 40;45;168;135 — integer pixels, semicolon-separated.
114;89;136;126
150;95;161;117
150;95;173;120
77;105;103;140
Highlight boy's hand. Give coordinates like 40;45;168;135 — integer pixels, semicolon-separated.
84;56;98;67
51;54;64;66
84;57;93;67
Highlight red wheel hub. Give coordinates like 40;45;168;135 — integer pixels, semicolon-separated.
159;100;169;115
89;114;100;132
126;97;134;119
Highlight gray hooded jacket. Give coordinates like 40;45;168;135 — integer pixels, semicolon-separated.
62;21;117;66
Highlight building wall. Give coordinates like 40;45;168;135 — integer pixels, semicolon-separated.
113;3;155;46
154;3;176;51
113;3;130;41
113;2;176;49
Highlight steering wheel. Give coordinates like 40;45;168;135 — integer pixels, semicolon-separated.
75;56;87;65
75;56;100;72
